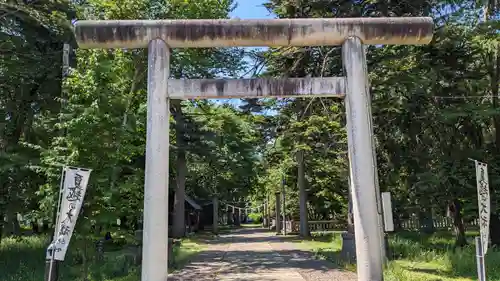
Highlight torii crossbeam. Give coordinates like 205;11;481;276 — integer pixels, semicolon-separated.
74;17;434;281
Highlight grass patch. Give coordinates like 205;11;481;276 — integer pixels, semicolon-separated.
290;230;500;281
170;237;205;271
290;231;343;251
0;231;209;281
217;224;238;234
241;223;261;227
287;231;356;271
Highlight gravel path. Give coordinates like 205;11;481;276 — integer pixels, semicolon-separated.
168;227;357;281
267;233;357;281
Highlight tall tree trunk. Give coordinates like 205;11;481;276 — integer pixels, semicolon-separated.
297;150;310;237
5;212;21;236
347;176;355;234
487;21;500;247
393;214;402;232
31;221;39;234
448;200;467;247
171;101;187;238
489;215;500;246
42;219;50;233
0;211;4;242
341;174;356;262
235;208;241;226
0;180;5;242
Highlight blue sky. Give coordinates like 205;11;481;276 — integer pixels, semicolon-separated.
214;0;274;108
231;0;273;19
230;0;273;76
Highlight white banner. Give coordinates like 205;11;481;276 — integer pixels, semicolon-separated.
47;167;92;261
475;161;490;255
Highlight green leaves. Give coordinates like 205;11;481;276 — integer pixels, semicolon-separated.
255;0;500;224
1;0;498;245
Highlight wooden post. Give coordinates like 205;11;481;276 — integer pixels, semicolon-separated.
275;192;281;235
282;176;287;235
235;208;240;226
213;197;218;234
232;205;235;225
267;194;271;229
341;169;356;262
297;150;309;237
262;200;267;227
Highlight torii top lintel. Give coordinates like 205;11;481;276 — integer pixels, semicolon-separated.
74;17;434;49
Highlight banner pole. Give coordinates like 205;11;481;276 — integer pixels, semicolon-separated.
470;158;490;280
476;236;486;281
53;167;66;241
45;242;59;281
45;167;66;281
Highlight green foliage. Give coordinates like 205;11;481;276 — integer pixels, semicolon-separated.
248;212;263;223
0;235;137;281
1;0;258;238
295;231;500;281
2;0;500;279
253;0;500;237
0;0;76;234
0;233;205;281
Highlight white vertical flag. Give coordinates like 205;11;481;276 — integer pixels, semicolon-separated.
475;160;490;254
47;167;92;261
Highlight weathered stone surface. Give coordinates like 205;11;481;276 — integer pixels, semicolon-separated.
74;17;434;49
167;77;346;99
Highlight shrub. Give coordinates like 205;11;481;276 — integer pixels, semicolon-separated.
248;213;262;223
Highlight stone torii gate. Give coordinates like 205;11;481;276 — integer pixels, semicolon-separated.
74;17;433;281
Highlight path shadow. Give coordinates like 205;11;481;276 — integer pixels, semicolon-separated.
202;227;279;245
169;248;354;280
169;227;356;281
205;228;342;246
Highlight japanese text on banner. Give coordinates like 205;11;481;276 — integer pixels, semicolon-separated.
47;167;91;261
475;161;490;255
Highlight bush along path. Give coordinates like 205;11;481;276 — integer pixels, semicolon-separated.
168;227;356;281
286;231;500;281
0;231;207;281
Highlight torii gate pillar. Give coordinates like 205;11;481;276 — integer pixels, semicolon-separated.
74;17;433;281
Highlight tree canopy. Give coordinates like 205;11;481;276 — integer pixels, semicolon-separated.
1;0;499;248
